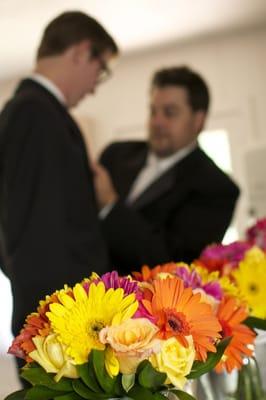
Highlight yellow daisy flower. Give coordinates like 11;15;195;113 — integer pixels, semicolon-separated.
233;247;266;318
46;282;138;365
192;264;220;283
193;264;242;300
218;276;240;298
38;285;72;309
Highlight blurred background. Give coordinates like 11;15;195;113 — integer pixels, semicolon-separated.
0;0;266;396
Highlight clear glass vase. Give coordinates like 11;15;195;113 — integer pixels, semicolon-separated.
195;357;266;400
226;357;266;400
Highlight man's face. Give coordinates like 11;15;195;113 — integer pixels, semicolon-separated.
69;46;113;107
148;86;206;158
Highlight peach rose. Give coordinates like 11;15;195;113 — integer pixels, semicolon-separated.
99;318;160;374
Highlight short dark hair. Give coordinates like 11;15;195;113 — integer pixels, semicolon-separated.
37;11;119;60
151;66;210;112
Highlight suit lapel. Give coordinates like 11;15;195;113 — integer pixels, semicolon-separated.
118;147;148;199
131;147;200;210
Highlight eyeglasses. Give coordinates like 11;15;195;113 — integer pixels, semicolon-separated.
90;46;112;83
98;58;112;83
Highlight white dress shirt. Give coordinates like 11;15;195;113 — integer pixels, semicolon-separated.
127;142;197;204
100;142;197;219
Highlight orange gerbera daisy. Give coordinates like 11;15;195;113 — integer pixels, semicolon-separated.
142;277;222;361
8;312;50;362
215;296;256;373
8;292;61;362
133;263;178;282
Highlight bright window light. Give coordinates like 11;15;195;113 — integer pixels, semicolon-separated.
199;129;232;173
199;129;238;242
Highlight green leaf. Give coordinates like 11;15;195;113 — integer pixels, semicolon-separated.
136;360;148;374
170;389;196;400
187;337;231;379
76;361;103;393
91;350;116;393
128;385;154;400
4;389;28;400
21;365;72;392
72;380;110;399
152;393;168;399
25;385;71;400
113;374;126;397
54;394;82;400
137;360;167;391
119;398;135;400
21;365;55;386
122;374;135;393
244;317;266;330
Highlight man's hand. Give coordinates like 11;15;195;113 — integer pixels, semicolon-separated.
91;162;118;209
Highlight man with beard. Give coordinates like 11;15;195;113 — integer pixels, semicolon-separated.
93;66;240;273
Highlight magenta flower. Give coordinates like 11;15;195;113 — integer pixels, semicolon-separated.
83;271;139;296
246;218;266;250
133;301;156;323
175;266;202;289
199;241;251;274
100;271;139;295
175;265;222;300
202;281;223;300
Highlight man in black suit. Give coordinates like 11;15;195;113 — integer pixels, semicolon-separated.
93;66;240;273
0;11;118;338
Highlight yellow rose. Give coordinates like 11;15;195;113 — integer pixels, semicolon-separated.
29;334;78;382
99;318;160;374
150;336;195;389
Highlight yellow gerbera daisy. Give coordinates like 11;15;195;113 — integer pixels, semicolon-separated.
38;285;72;310
46;282;138;365
193;264;242;300
219;276;241;299
233;247;266;318
192;264;220;283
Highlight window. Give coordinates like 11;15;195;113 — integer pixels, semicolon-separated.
199;129;238;244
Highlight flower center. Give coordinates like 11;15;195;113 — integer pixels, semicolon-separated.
248;283;258;294
165;309;190;336
88;320;105;340
220;319;233;338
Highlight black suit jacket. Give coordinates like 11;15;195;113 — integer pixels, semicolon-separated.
100;141;240;274
0;79;109;334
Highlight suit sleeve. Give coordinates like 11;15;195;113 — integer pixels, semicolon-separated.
102;184;239;270
99;144;170;272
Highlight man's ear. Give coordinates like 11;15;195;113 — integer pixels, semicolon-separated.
71;40;92;63
194;110;207;133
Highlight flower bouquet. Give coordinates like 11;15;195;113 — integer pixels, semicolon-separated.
5;269;232;400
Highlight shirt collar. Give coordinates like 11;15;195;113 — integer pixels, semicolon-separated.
29;73;66;105
147;141;197;173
